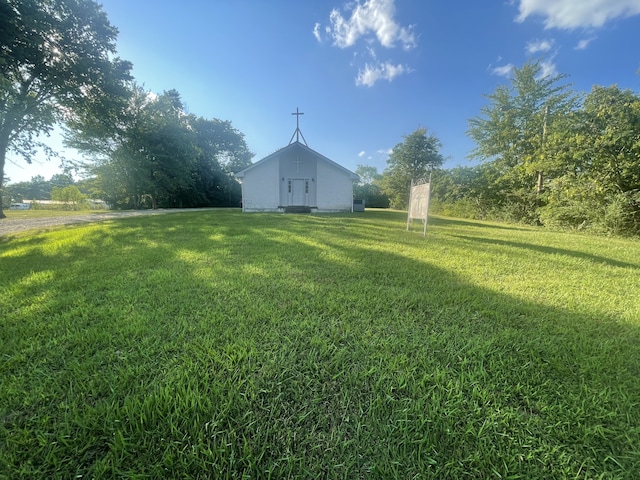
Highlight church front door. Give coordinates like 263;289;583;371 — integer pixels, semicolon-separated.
289;178;309;206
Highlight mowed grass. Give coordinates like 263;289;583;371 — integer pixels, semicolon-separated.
1;209;639;479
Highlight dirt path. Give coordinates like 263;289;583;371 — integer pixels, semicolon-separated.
0;208;217;236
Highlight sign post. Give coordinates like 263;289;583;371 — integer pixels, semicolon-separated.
406;179;431;236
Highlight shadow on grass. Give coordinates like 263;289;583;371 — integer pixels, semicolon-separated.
1;209;639;478
451;234;640;270
430;215;534;232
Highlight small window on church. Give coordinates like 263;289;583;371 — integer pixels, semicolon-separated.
305;180;309;193
288;179;291;193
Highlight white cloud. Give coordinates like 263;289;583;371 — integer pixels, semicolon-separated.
358;150;366;157
575;37;596;50
491;63;515;77
377;148;392;155
315;0;416;87
538;59;558;78
325;0;416;50
313;22;333;42
525;38;554;54
515;0;640;29
355;62;410;87
313;23;322;42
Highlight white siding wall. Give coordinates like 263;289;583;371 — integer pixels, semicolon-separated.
241;159;280;211
316;161;353;212
278;149;317;206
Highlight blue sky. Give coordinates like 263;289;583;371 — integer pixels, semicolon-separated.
6;0;640;183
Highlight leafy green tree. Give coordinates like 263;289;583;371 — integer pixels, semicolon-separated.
120;89;195;209
540;85;640;233
75;176;104;200
67;84;253;208
134;90;197;208
467;60;577;222
355;165;380;185
430;165;496;218
353;165;389;208
51;185;87;210
0;0;132;218
4;181;28;203
49;174;75;190
578;86;640;196
187;116;253;207
66;86;190;208
380;128;444;209
6;175;50;200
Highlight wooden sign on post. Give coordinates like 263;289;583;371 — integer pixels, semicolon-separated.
406;180;431;236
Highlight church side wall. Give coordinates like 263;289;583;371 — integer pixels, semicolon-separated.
241;160;280;212
316;162;354;212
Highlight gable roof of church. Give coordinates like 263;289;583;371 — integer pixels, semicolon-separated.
234;141;359;181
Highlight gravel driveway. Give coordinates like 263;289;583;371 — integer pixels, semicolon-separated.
0;208;215;236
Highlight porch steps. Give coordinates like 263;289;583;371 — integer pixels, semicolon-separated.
284;206;312;213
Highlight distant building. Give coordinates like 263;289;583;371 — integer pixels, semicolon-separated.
234;109;359;213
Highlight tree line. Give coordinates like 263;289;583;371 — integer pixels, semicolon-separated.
5;174;104;210
65;86;252;209
5;174;77;202
356;61;639;236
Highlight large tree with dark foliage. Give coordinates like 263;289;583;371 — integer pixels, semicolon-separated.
0;0;131;217
380;128;444;208
67;84;253;209
353;165;389;208
467;60;576;223
539;85;640;233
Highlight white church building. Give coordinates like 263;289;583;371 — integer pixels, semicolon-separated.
234;109;359;213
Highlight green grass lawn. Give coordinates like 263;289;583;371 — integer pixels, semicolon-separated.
1;209;639;478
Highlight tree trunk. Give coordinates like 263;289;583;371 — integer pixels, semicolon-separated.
537;171;544;195
0;129;10;219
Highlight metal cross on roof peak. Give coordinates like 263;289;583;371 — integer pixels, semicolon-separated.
289;107;308;146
